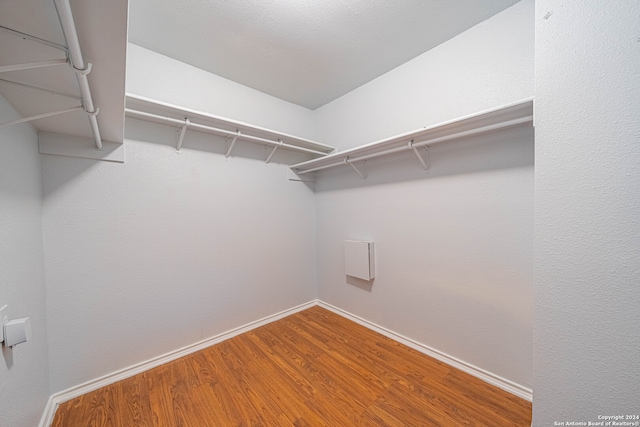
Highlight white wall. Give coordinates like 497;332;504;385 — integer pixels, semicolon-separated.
127;43;315;140
534;0;640;423
0;95;50;427
312;0;534;392
42;133;317;393
313;0;533;150
42;51;318;393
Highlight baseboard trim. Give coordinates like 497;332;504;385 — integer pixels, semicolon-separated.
40;298;531;426
38;300;316;427
37;394;57;427
316;300;533;402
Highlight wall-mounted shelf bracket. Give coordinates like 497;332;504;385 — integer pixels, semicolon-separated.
225;130;241;158
290;98;533;177
176;118;190;151
38;132;124;163
0;79;82;101
265;140;283;164
410;141;430;171
0;25;68;53
71;61;92;76
125;94;334;162
345;157;367;179
0;106;83;128
0;58;69;74
84;106;99;117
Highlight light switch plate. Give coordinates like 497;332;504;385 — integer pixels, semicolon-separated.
0;305;7;343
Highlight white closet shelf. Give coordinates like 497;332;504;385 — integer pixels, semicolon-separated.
1;0;105;150
290;98;534;176
125;94;335;158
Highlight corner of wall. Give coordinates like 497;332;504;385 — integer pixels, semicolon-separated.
0;94;51;427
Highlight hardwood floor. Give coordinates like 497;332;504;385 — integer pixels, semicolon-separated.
52;306;532;426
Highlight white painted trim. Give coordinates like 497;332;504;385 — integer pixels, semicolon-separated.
287;168;315;182
38;132;125;163
40;298;531;426
37;395;57;427
316;300;533;402
38;300;316;427
290;98;533;175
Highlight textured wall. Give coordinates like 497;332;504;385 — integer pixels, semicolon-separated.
313;0;534;151
42;132;317;393
42;50;319;393
313;0;534;391
534;0;640;423
127;44;315;140
0;95;50;427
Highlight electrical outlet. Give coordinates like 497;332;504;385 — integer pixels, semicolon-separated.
0;305;7;343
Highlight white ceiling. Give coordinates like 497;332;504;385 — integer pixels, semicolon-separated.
129;0;521;110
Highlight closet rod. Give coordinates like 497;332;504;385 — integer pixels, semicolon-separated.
53;0;102;150
296;115;532;175
125;108;329;157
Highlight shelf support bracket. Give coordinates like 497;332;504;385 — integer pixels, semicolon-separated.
409;140;430;171
176;118;190;151
345;157;367;180
225;130;241;158
0;105;83;128
0;58;69;74
0;78;82;100
265;140;283;164
0;25;68;53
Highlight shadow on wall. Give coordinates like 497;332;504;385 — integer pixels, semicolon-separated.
314;125;534;192
39;146;118;200
41;116;321;197
406;273;532;388
2;344;13;370
346;275;374;292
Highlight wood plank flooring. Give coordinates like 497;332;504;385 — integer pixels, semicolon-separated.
52;306;532;426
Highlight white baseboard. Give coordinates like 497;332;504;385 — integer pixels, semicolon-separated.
316;300;533;402
40;298;531;426
38;394;57;427
38;300;316;427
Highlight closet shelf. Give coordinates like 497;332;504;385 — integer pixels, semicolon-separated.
290;98;533;176
0;0;104;150
125;94;335;158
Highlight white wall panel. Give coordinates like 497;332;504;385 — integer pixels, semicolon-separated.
127;44;315;140
313;0;534;390
0;95;50;427
42;130;317;392
39;43;320;394
534;0;640;422
313;0;534;151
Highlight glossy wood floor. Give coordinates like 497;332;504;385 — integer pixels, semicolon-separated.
52;306;532;426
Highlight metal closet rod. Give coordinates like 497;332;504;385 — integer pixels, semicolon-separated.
295;115;533;174
125;108;329;157
53;0;102;150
